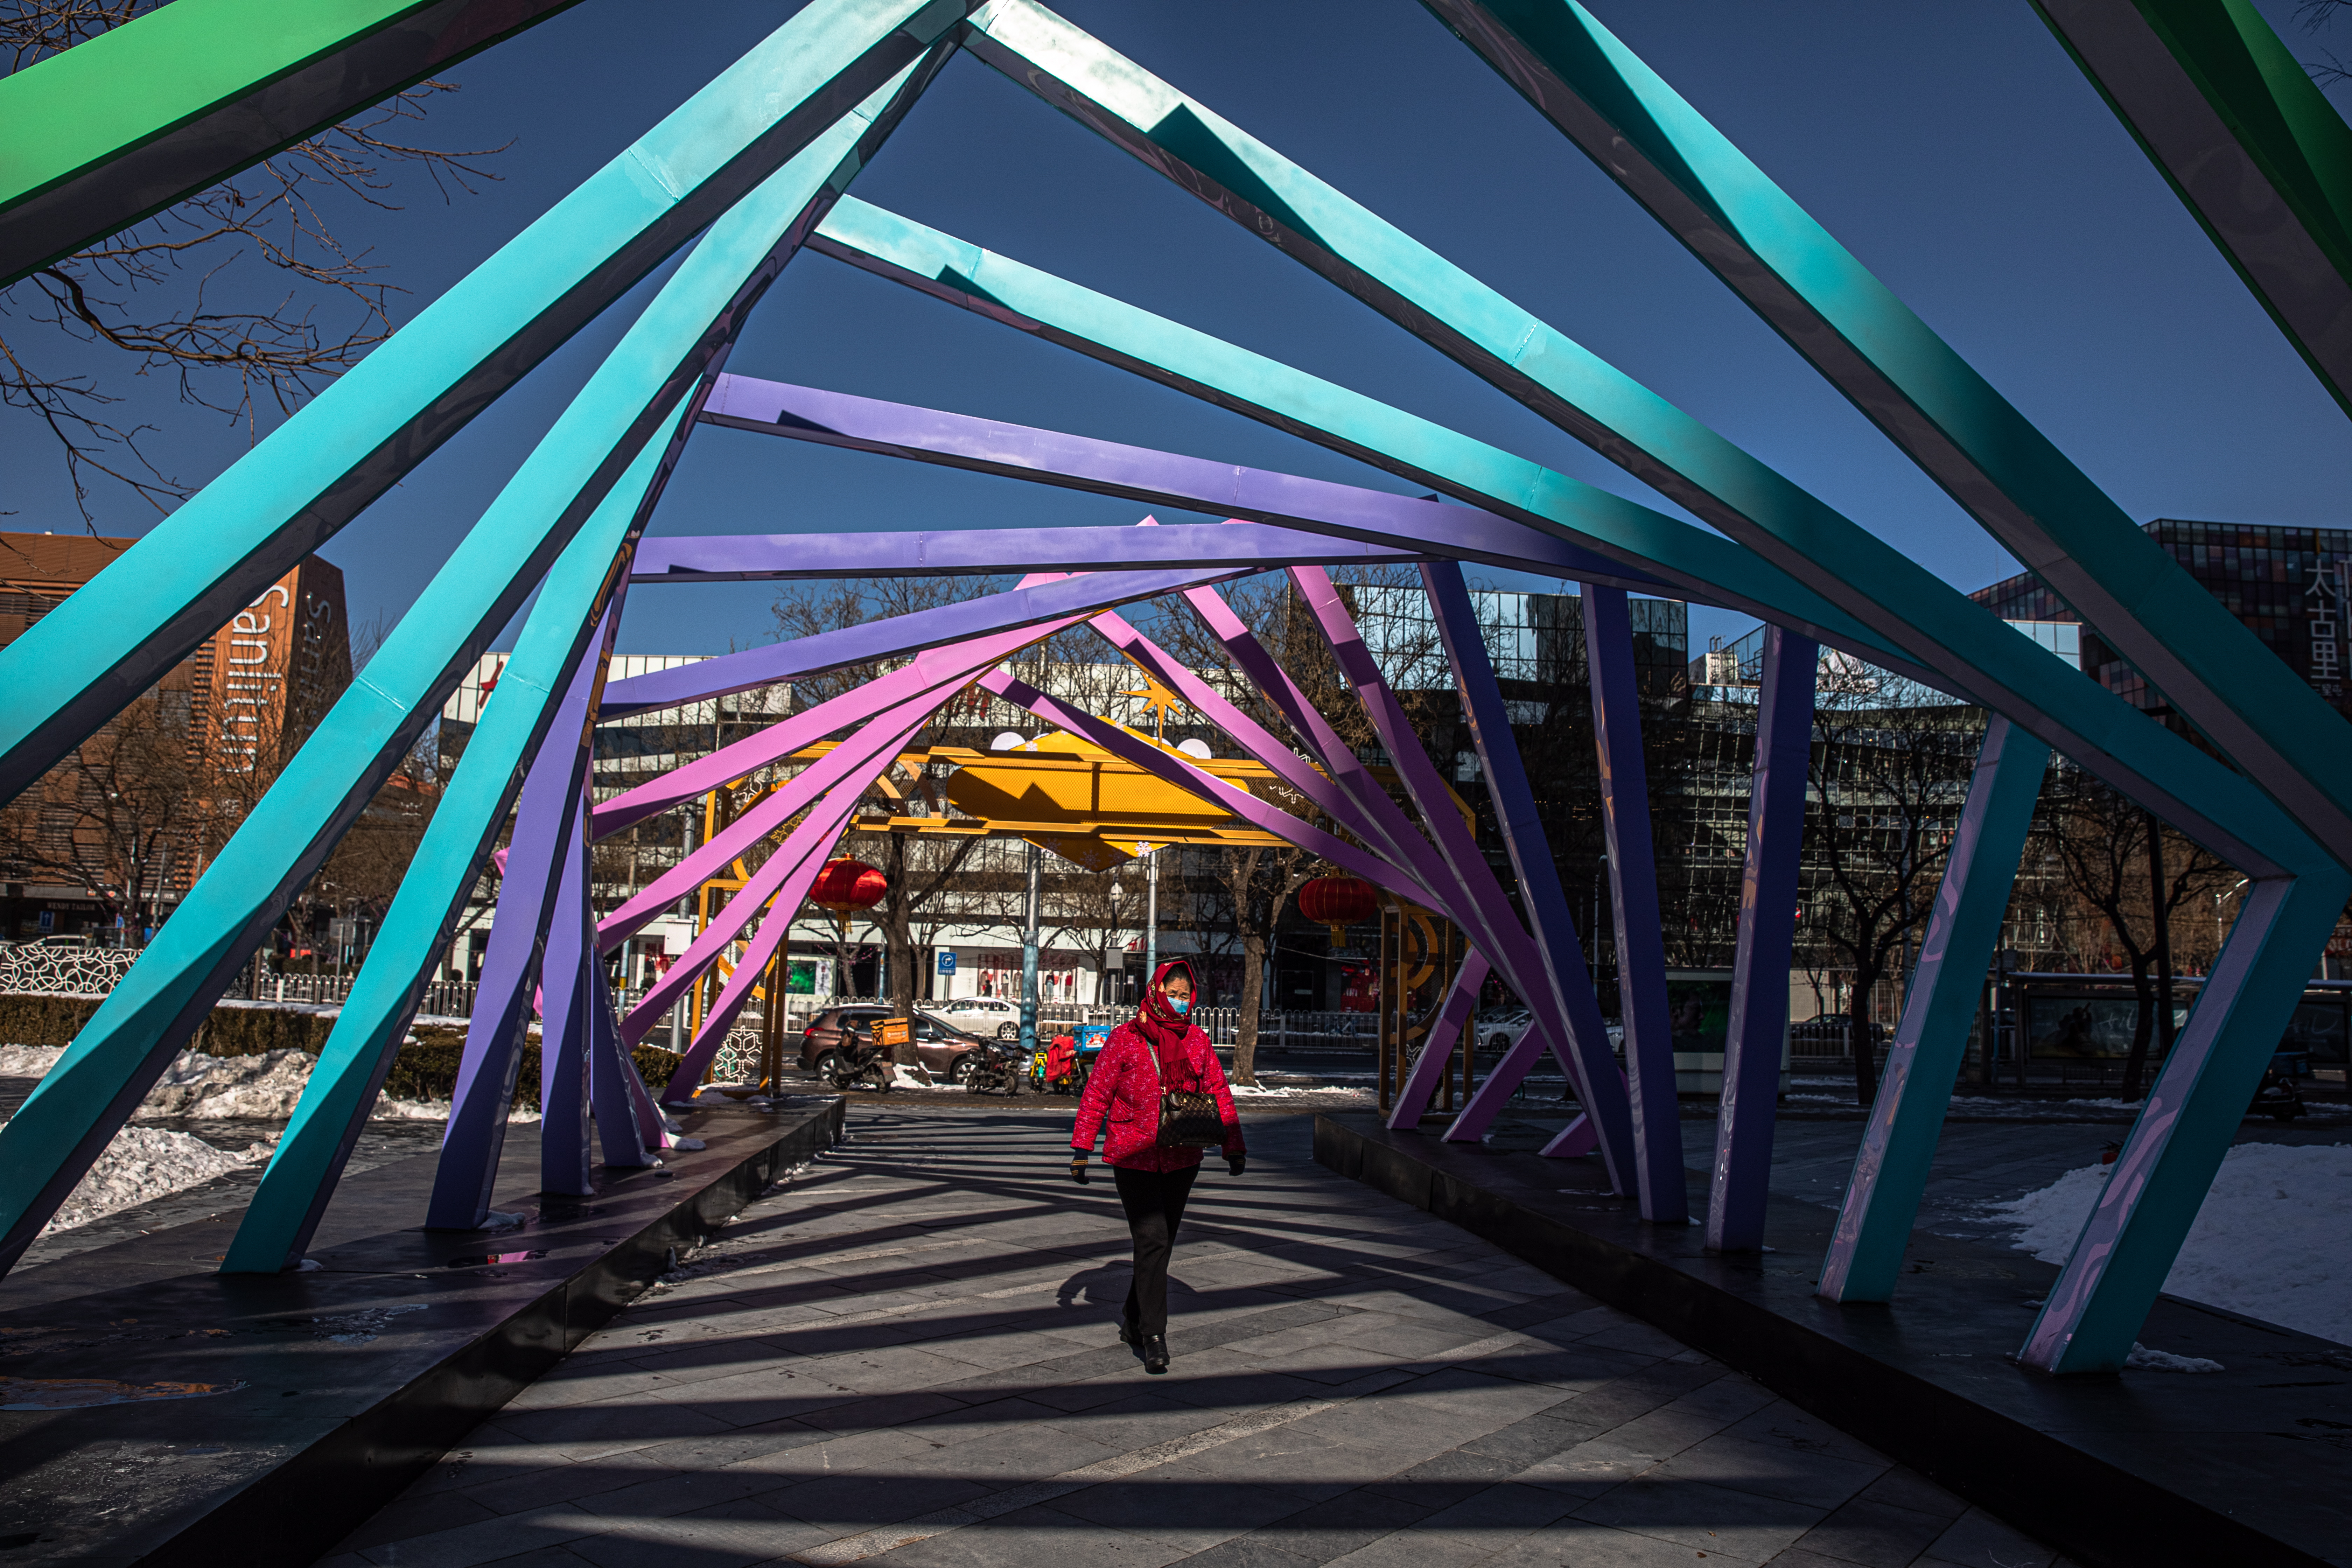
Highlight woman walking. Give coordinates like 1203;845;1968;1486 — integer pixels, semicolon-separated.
1069;959;1245;1373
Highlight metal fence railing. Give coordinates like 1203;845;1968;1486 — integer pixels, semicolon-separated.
0;942;139;996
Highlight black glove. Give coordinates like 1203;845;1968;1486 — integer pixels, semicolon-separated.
1069;1152;1090;1185
1227;1154;1247;1177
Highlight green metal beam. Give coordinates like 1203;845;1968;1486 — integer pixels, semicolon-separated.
0;0;591;286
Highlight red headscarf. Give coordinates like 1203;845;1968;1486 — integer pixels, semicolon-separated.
1136;958;1200;1054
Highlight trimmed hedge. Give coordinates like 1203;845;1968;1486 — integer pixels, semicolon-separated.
0;997;684;1112
388;1024;683;1110
0;994;338;1056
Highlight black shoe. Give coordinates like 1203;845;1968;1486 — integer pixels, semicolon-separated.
1118;1318;1139;1349
1142;1334;1169;1374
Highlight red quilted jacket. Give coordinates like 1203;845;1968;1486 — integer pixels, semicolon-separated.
1071;1020;1244;1171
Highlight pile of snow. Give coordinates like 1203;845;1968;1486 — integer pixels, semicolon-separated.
2125;1343;2224;1373
1990;1142;2352;1346
140;1048;318;1118
39;1126;274;1236
0;1042;537;1123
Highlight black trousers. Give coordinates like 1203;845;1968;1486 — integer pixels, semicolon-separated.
1113;1163;1200;1338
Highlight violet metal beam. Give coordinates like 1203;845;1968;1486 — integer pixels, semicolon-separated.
1706;627;1818;1253
630;522;1429;582
1819;717;2048;1302
1164;583;1591;1101
426;623;615;1229
695;376;1681;598
621;706;929;1034
1580;583;1687;1223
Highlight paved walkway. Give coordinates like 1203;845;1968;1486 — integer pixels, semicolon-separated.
322;1110;2072;1568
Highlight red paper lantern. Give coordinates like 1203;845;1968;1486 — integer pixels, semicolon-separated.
1297;875;1377;947
811;858;887;935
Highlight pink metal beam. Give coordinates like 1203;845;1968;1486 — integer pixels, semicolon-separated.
620;709;925;1043
1287;567;1636;1190
597;674;975;948
974;670;1424;897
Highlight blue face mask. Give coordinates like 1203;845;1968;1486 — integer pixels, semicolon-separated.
1169;995;1190;1016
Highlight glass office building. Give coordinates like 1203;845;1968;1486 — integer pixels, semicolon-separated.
1969;518;2352;720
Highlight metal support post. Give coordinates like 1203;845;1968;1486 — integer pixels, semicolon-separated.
1021;841;1043;1062
1583;583;1687;1223
538;807;598;1198
1706;628;1816;1253
2021;864;2349;1372
1818;717;2048;1301
1144;845;1159;980
1388;951;1491;1129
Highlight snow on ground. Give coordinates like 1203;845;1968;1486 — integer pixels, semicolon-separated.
0;1042;536;1124
1989;1142;2352;1346
38;1125;275;1237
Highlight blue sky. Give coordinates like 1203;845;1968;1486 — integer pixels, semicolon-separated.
6;0;2348;660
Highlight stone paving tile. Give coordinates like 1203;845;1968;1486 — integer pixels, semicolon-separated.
320;1111;2065;1568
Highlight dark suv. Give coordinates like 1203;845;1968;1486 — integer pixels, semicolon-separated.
798;1006;989;1083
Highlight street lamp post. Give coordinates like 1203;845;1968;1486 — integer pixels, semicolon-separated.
1019;840;1042;1062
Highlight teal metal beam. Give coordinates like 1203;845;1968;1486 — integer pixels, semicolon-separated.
0;64;937;1279
809;199;2308;879
952;1;2314;876
0;0;590;286
1410;0;2352;869
1816;718;2051;1302
0;0;972;805
809;198;2337;1372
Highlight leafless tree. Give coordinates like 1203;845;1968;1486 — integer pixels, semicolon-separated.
2031;766;2233;1099
1802;670;1990;1106
2300;0;2352;92
3;0;506;520
0;688;202;938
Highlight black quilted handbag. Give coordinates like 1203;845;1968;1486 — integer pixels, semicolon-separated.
1157;1085;1227;1149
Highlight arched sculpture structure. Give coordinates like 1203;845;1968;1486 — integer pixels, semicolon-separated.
0;0;2345;1378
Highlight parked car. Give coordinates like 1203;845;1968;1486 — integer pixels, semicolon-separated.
1472;1009;1622;1057
1476;1007;1533;1054
798;1006;990;1082
927;996;1024;1040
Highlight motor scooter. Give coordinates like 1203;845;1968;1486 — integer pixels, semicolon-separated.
820;1027;895;1093
2251;1051;2308;1121
960;1038;1028;1097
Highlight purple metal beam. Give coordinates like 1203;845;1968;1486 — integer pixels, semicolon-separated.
629;522;1426;582
602;563;1250;718
1706;627;1819;1252
1580;583;1686;1222
423;613;612;1230
538;803;597;1196
1386;951;1492;1128
696;375;1680;596
596;580;1130;838
1357;565;1634;1190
